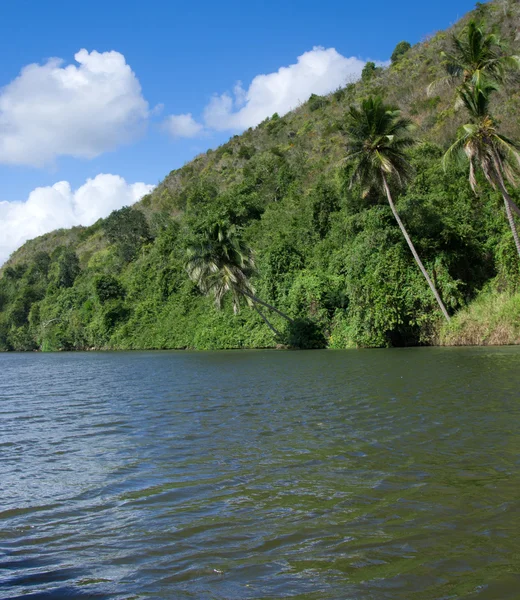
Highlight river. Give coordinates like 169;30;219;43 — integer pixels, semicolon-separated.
1;347;519;599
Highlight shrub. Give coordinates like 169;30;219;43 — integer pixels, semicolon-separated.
283;317;327;349
308;94;328;111
94;275;126;303
361;62;383;82
49;247;80;289
391;41;412;63
104;206;152;262
238;145;255;160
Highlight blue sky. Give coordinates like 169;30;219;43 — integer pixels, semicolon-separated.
0;0;477;263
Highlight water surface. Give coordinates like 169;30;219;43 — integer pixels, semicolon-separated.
1;348;519;599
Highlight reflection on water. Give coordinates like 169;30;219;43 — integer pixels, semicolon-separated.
1;347;519;599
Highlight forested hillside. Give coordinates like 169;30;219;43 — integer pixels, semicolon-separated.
2;0;520;351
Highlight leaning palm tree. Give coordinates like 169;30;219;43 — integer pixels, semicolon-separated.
428;20;520;95
344;96;451;322
186;223;293;336
444;80;520;258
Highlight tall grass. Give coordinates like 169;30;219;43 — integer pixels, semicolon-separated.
440;290;520;346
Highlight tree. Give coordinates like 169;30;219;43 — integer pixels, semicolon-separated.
429;20;520;94
94;275;126;303
391;41;411;64
185;223;293;336
344;96;451;322
444;80;520;259
361;61;381;82
49;247;80;289
104;206;152;262
311;178;340;239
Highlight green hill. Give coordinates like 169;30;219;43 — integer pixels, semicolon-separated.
2;0;520;351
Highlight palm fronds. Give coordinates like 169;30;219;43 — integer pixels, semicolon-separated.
428;20;520;95
186;223;255;314
344;97;415;196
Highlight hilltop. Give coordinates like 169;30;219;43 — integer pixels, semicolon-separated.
1;0;520;351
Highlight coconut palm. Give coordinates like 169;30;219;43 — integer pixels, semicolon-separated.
186;223;293;336
428;20;520;95
344;96;451;322
444;80;520;258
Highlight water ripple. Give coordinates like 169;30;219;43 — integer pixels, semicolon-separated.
1;347;519;599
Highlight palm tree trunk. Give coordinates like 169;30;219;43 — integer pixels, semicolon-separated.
253;304;282;336
489;151;520;219
382;173;451;323
495;173;520;259
505;196;520;219
242;290;294;323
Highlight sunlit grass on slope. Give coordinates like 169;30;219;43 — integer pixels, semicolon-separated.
440;289;520;346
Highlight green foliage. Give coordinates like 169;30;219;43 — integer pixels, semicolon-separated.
283;317;327;349
361;61;381;82
29;252;51;278
4;264;27;281
391;41;412;63
265;113;285;134
103;300;130;330
308;94;328;111
94;275;126;303
104;206;152;262
311;179;340;238
49;247;80;289
238;144;256;160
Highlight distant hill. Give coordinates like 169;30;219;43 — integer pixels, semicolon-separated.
2;0;520;351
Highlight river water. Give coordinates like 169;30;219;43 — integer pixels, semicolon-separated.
1;348;519;599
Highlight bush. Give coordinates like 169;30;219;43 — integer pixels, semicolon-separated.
283;317;327;349
308;94;328;112
94;275;126;303
238;145;256;160
333;88;346;102
361;61;378;82
49;247;80;288
391;41;412;63
103;301;130;331
104;206;152;262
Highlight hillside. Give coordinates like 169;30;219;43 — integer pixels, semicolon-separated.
1;0;520;351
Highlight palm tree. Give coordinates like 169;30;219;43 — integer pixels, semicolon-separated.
444;80;520;259
186;223;293;336
344;96;451;322
428;19;519;95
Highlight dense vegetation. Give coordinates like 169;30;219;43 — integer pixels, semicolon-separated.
1;0;520;351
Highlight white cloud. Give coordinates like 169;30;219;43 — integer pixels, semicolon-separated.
0;174;154;265
0;49;149;167
163;47;367;137
162;113;204;138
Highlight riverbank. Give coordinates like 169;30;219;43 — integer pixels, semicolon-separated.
2;288;520;353
439;289;520;347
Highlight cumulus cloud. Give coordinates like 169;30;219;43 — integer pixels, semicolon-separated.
163;47;367;137
162;113;204;138
0;49;149;167
0;175;154;265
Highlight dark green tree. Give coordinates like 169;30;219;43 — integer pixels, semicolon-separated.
49;247;80;289
94;275;126;303
29;252;51;278
361;61;379;82
311;179;340;238
391;41;411;64
104;206;152;262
